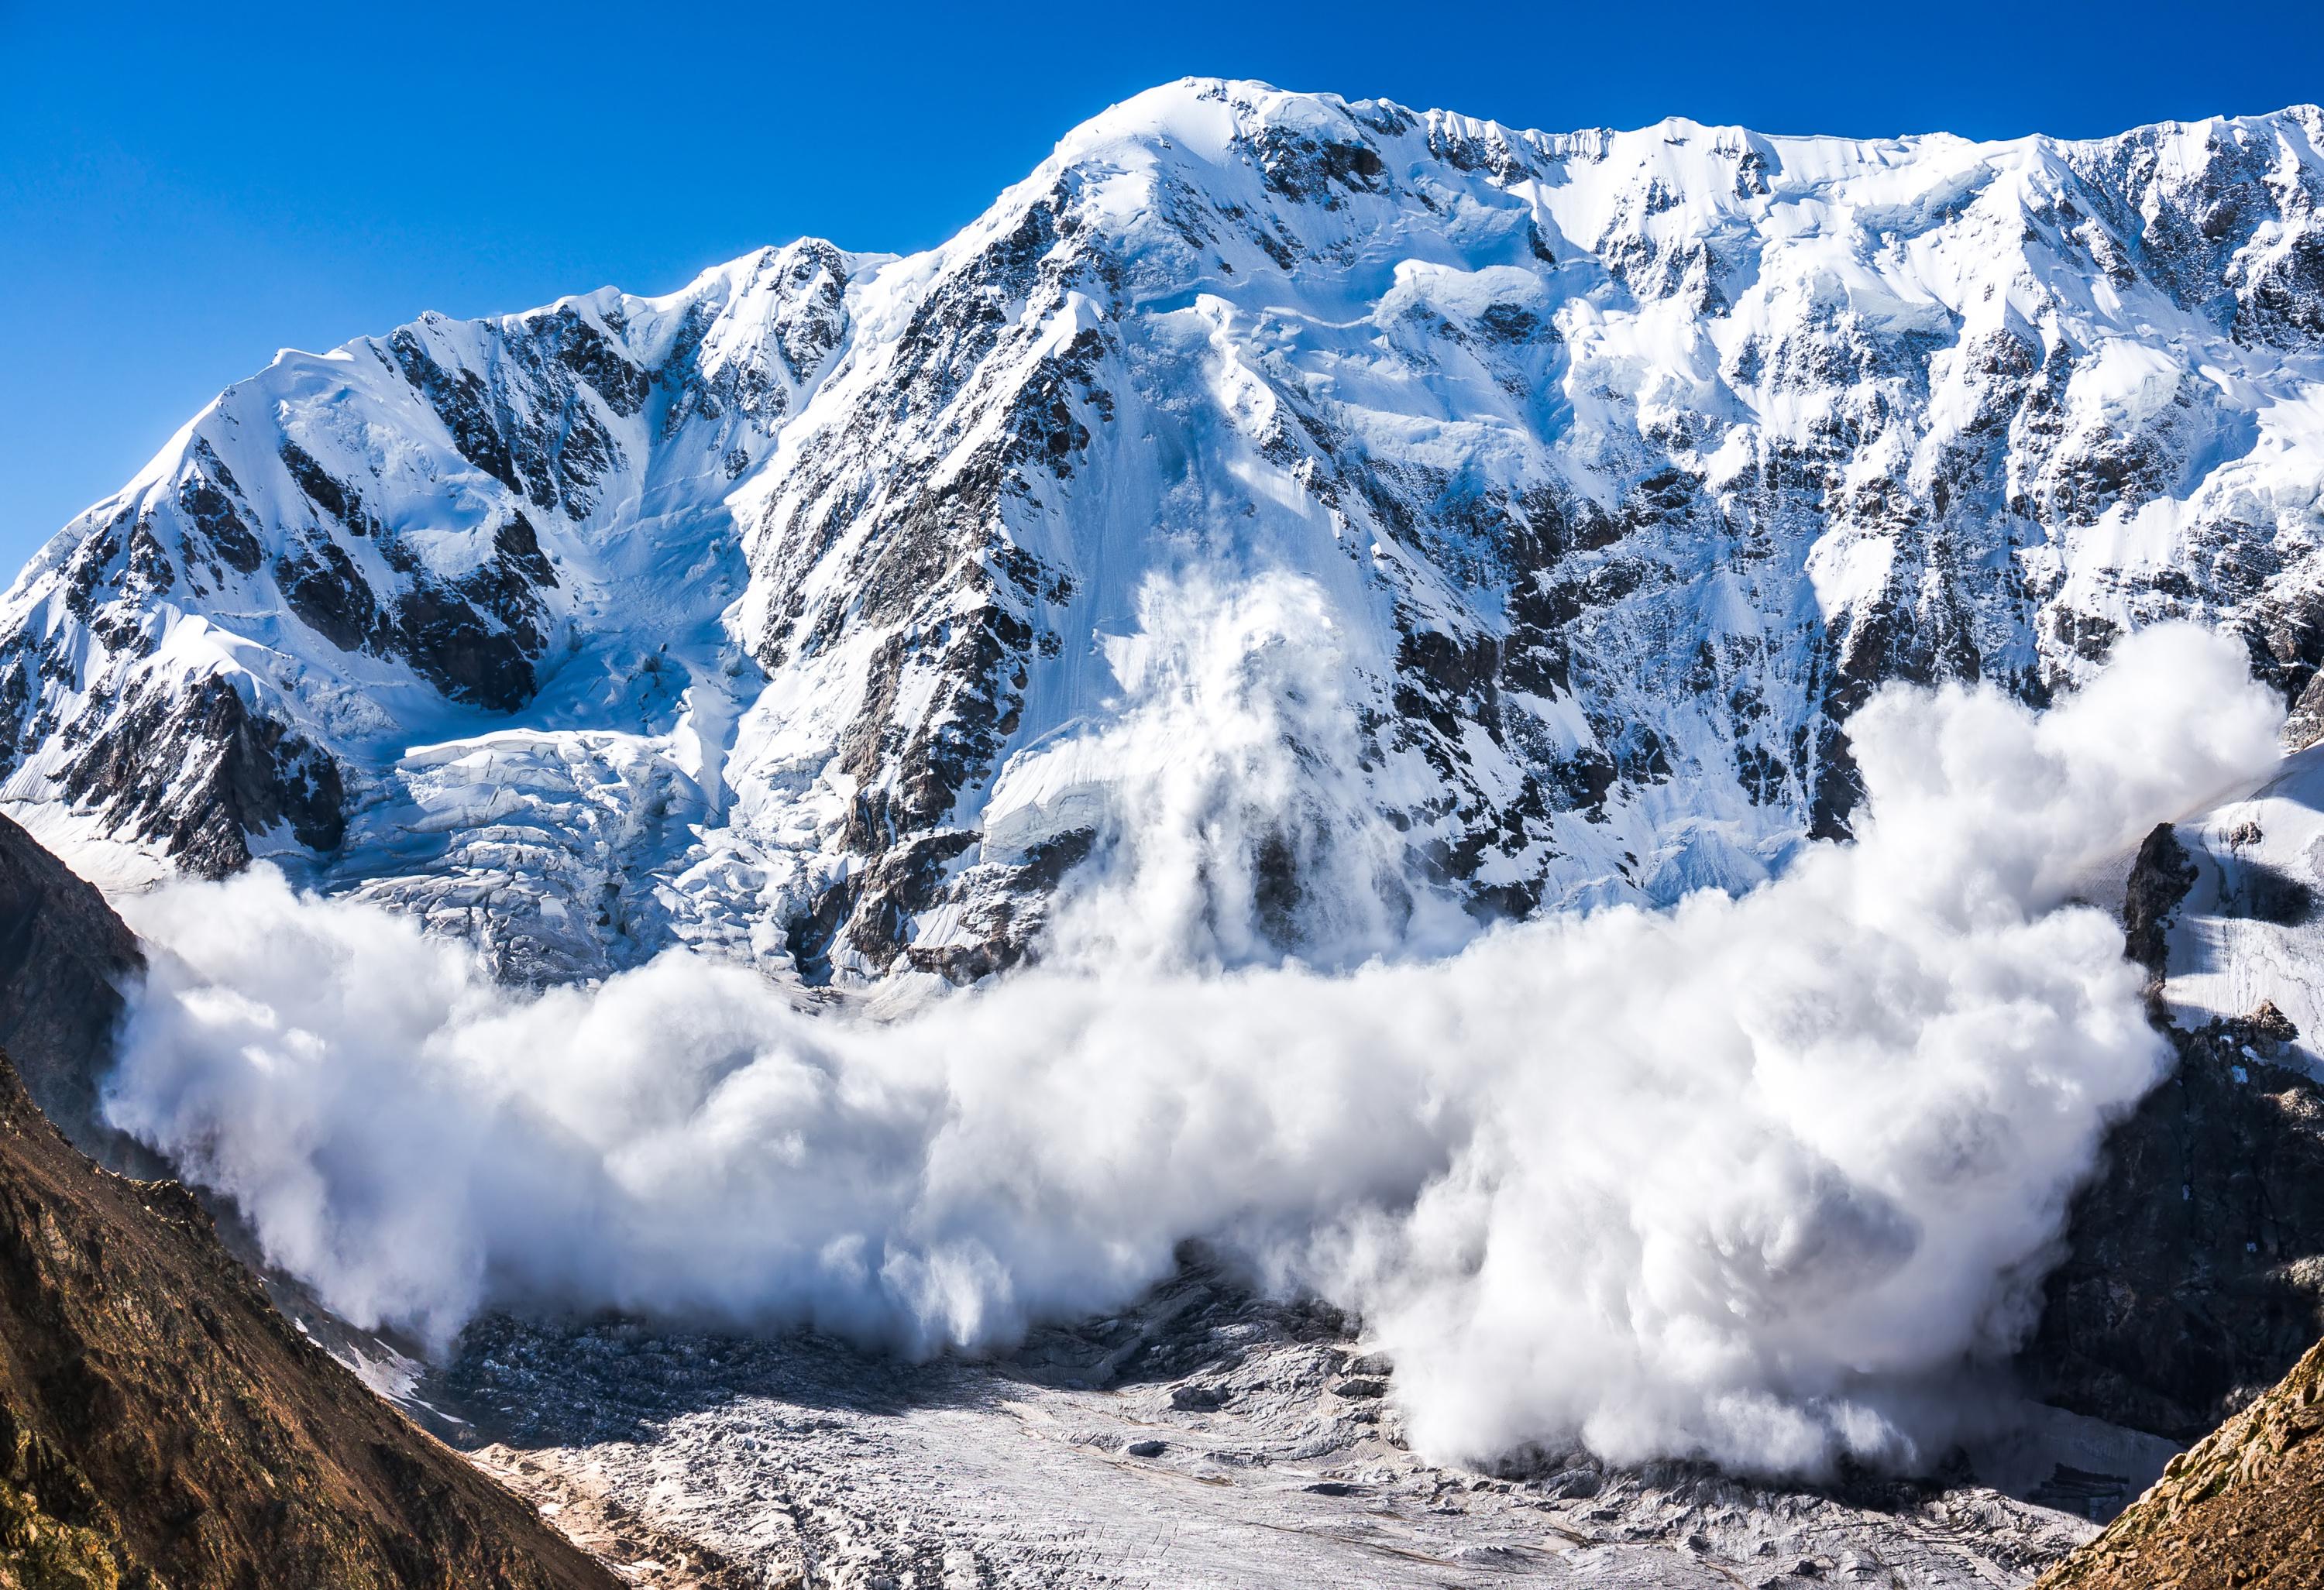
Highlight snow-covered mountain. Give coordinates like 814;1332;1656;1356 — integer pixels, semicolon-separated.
7;79;2324;985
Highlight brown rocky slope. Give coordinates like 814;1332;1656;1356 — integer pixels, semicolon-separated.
0;1038;614;1589
2036;1335;2324;1589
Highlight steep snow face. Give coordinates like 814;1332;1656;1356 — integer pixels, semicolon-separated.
7;81;2324;985
0;241;870;972
2141;737;2324;1077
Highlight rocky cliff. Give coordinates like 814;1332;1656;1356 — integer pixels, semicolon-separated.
0;812;145;1170
2025;995;2324;1443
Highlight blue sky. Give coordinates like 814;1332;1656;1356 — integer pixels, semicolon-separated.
5;0;2319;574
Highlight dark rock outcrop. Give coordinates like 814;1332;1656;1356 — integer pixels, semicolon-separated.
0;812;146;1169
54;675;346;879
2123;822;2199;988
2025;830;2324;1441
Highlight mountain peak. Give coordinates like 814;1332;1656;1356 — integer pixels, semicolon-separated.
5;86;2323;984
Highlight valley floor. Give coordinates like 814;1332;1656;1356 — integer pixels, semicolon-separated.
411;1262;2146;1590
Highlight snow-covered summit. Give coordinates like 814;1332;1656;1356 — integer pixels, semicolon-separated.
7;81;2324;984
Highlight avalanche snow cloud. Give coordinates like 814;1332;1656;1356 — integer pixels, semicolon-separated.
107;584;2281;1477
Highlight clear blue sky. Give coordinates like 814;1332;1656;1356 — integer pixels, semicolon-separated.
5;0;2319;575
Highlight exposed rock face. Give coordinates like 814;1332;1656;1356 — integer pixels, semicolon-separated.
2033;1335;2324;1589
0;812;146;1168
5;83;2322;985
2122;822;2199;987
0;1045;615;1589
2025;1003;2324;1443
2027;803;2324;1445
2016;743;2324;1451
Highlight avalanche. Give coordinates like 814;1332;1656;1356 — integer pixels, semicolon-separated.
105;616;2285;1475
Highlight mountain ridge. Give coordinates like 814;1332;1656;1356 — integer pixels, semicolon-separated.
8;78;2324;987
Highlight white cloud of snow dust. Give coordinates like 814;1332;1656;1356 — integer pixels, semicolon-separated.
102;572;2284;1478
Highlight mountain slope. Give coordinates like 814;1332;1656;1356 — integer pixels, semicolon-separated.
7;81;2324;985
0;784;618;1586
0;1039;615;1589
2023;980;2324;1443
2034;1333;2324;1589
0;810;144;1167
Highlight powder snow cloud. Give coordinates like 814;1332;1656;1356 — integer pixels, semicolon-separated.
103;572;2284;1477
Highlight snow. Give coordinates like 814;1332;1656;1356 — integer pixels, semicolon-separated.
2158;746;2324;1078
1804;527;1899;622
6;81;2324;989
